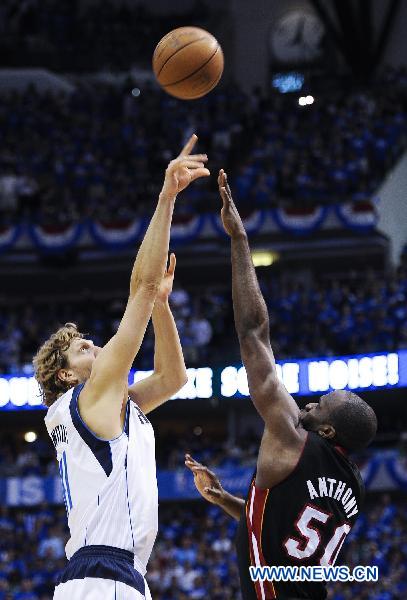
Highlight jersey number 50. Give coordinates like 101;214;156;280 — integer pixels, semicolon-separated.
284;504;351;565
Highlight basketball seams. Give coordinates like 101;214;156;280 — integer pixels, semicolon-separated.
163;45;220;89
153;36;209;77
179;64;223;99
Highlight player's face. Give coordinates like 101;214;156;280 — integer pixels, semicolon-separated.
65;338;101;382
299;390;348;431
299;394;331;430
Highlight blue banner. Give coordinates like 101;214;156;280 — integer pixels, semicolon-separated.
158;466;253;501
0;452;404;505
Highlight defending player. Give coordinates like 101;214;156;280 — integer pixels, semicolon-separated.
185;169;377;600
33;135;209;600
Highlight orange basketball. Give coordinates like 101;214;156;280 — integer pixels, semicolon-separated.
152;27;224;100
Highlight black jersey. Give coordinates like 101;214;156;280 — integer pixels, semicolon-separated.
235;431;364;600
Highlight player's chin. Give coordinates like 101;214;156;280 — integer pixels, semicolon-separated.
299;411;312;430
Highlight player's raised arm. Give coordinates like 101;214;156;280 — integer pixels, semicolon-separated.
185;455;245;520
218;170;301;443
79;136;209;434
128;253;188;414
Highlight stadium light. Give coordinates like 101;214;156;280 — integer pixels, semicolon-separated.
298;95;314;106
24;431;37;443
252;250;279;267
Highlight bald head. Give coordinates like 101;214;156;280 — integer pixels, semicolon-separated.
300;390;378;452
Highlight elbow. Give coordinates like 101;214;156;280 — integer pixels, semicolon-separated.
131;277;160;298
162;370;188;396
238;318;270;342
180;371;189;388
173;370;188;391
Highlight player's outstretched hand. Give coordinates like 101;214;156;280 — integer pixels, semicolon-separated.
218;169;246;239
161;134;210;199
185;454;225;505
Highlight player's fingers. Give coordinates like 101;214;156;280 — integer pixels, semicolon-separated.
174;155;208;165
218;168;224;187
204;487;221;497
185;455;201;467
192;467;217;481
185;462;198;473
190;465;212;475
220;187;230;208
168;253;176;276
184;154;208;161
179;134;198;156
224;172;232;197
221;171;230;194
177;161;206;171
190;167;210;181
185;453;199;463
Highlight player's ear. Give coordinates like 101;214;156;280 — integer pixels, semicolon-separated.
57;368;75;383
318;424;336;440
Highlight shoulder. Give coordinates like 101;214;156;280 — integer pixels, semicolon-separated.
256;426;308;489
44;384;82;428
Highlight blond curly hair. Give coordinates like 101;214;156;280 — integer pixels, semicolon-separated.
33;323;84;407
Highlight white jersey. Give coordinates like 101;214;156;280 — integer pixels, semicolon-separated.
44;383;158;576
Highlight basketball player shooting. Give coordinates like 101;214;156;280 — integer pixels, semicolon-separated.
33;135;209;600
186;169;378;600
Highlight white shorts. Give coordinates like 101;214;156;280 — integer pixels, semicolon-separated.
53;545;152;600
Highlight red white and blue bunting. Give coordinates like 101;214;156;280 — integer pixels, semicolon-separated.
1;201;381;253
88;217;147;250
271;205;329;235
28;222;84;253
170;214;207;246
0;223;22;254
335;200;378;231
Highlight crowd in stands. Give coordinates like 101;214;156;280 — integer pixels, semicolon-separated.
0;71;406;227
0;0;215;71
0;492;405;599
1;263;406;376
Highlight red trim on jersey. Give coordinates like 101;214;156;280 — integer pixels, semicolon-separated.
334;444;348;456
246;482;276;599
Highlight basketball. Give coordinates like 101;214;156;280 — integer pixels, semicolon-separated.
153;26;224;100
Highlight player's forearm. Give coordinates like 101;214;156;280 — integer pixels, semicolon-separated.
217;491;245;521
129;194;175;296
231;233;270;338
152;300;188;389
